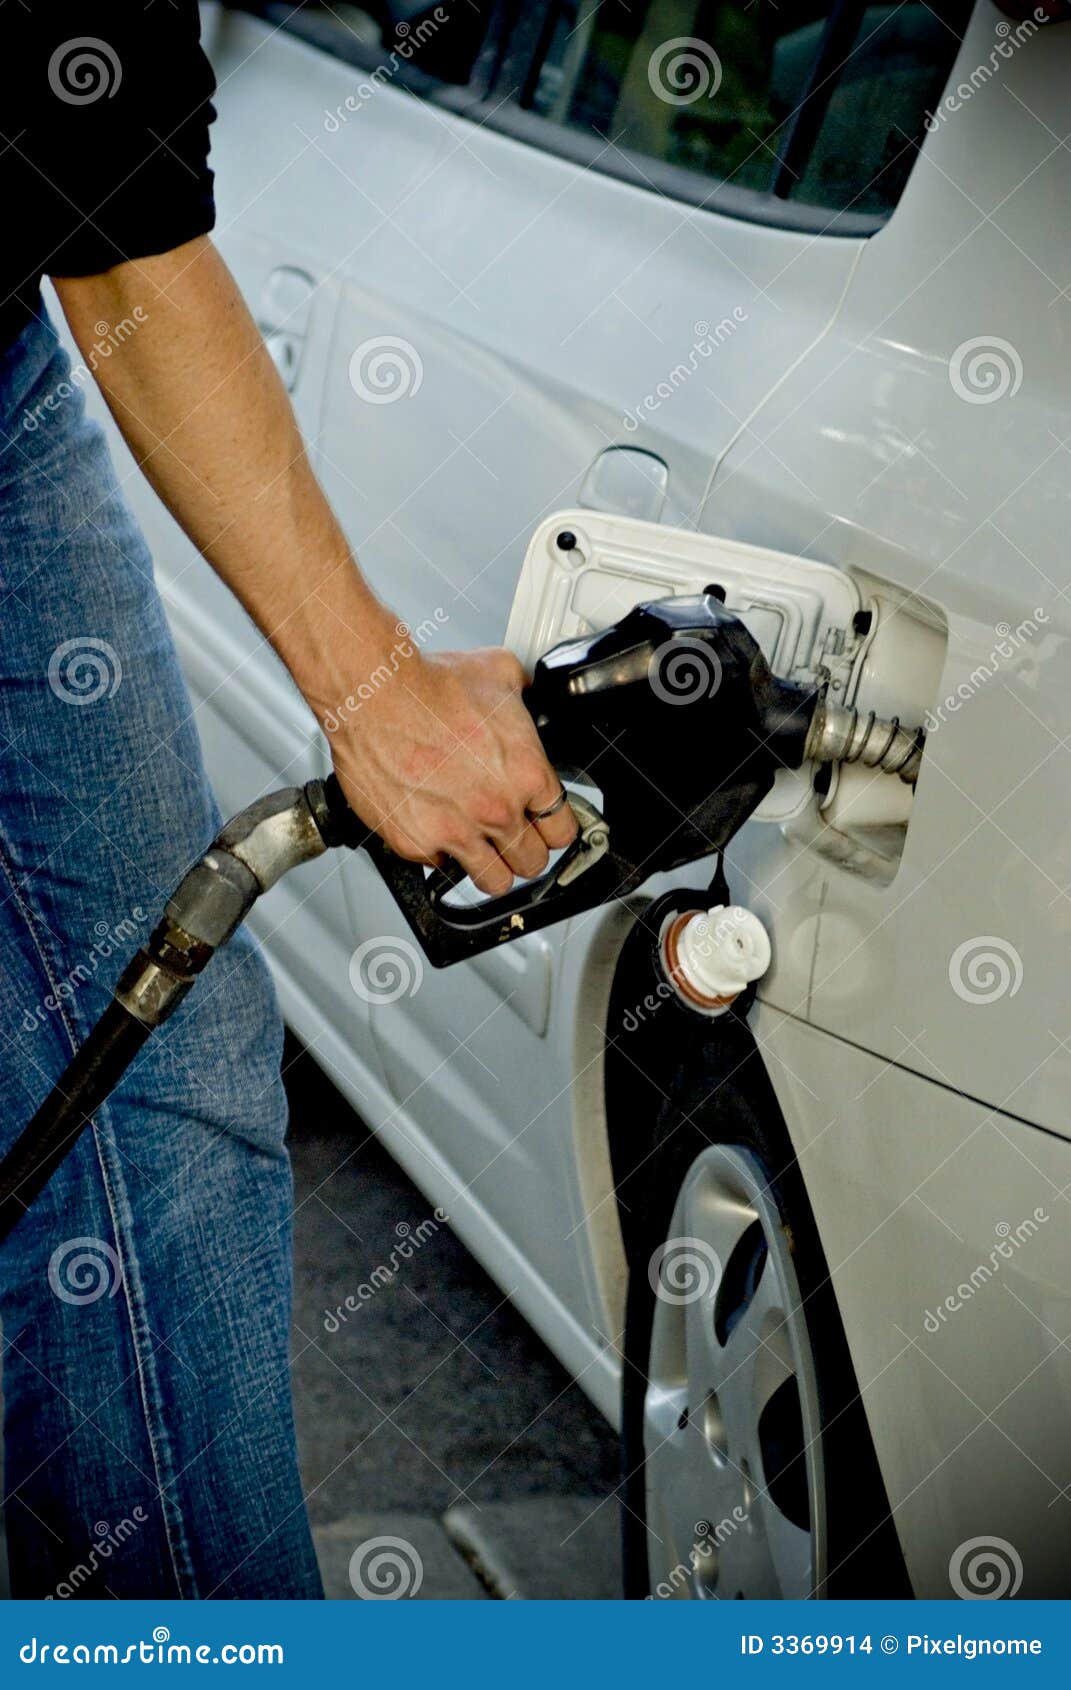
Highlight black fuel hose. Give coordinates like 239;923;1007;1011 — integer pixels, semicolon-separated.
0;1000;150;1245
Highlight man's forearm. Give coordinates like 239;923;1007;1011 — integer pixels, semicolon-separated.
51;235;577;894
53;235;395;719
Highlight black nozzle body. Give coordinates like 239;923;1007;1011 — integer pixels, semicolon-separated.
526;594;819;878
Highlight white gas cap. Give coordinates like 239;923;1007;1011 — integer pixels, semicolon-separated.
661;905;771;1017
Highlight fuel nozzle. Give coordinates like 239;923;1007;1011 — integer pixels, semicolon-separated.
526;592;923;871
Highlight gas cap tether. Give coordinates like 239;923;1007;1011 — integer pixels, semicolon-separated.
660;904;771;1017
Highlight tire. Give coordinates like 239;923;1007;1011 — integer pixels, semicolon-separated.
608;894;908;1601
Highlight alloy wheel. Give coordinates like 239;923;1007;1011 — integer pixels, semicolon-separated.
643;1144;826;1599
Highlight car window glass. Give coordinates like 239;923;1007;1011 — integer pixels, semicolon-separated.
517;0;972;221
790;2;974;216
523;1;835;196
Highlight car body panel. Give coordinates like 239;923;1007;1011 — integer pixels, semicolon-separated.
755;1003;1071;1599
704;6;1071;1141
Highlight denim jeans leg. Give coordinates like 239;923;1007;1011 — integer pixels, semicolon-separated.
0;313;323;1599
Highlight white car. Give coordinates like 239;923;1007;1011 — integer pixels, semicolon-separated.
81;0;1071;1599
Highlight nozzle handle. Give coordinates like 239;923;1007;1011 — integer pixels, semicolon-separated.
307;775;621;968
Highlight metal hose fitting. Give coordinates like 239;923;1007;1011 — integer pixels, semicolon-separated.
115;783;333;1030
804;695;925;786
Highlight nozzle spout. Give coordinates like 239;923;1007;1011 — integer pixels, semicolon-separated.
803;696;924;785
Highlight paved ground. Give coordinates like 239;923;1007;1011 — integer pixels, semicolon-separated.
284;1035;623;1598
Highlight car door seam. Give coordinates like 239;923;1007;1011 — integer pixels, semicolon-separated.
806;875;827;1023
698;241;866;526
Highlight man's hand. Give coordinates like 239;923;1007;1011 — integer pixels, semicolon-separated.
54;237;574;887
327;646;577;896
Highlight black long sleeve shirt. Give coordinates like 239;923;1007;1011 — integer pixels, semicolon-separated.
0;1;217;348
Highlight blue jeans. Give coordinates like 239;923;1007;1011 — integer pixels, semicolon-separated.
0;313;323;1599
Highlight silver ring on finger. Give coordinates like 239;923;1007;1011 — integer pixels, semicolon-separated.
525;787;568;824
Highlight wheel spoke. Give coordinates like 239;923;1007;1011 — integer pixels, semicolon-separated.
644;1382;713;1587
757;1486;814;1600
683;1280;722;1410
682;1173;757;1281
